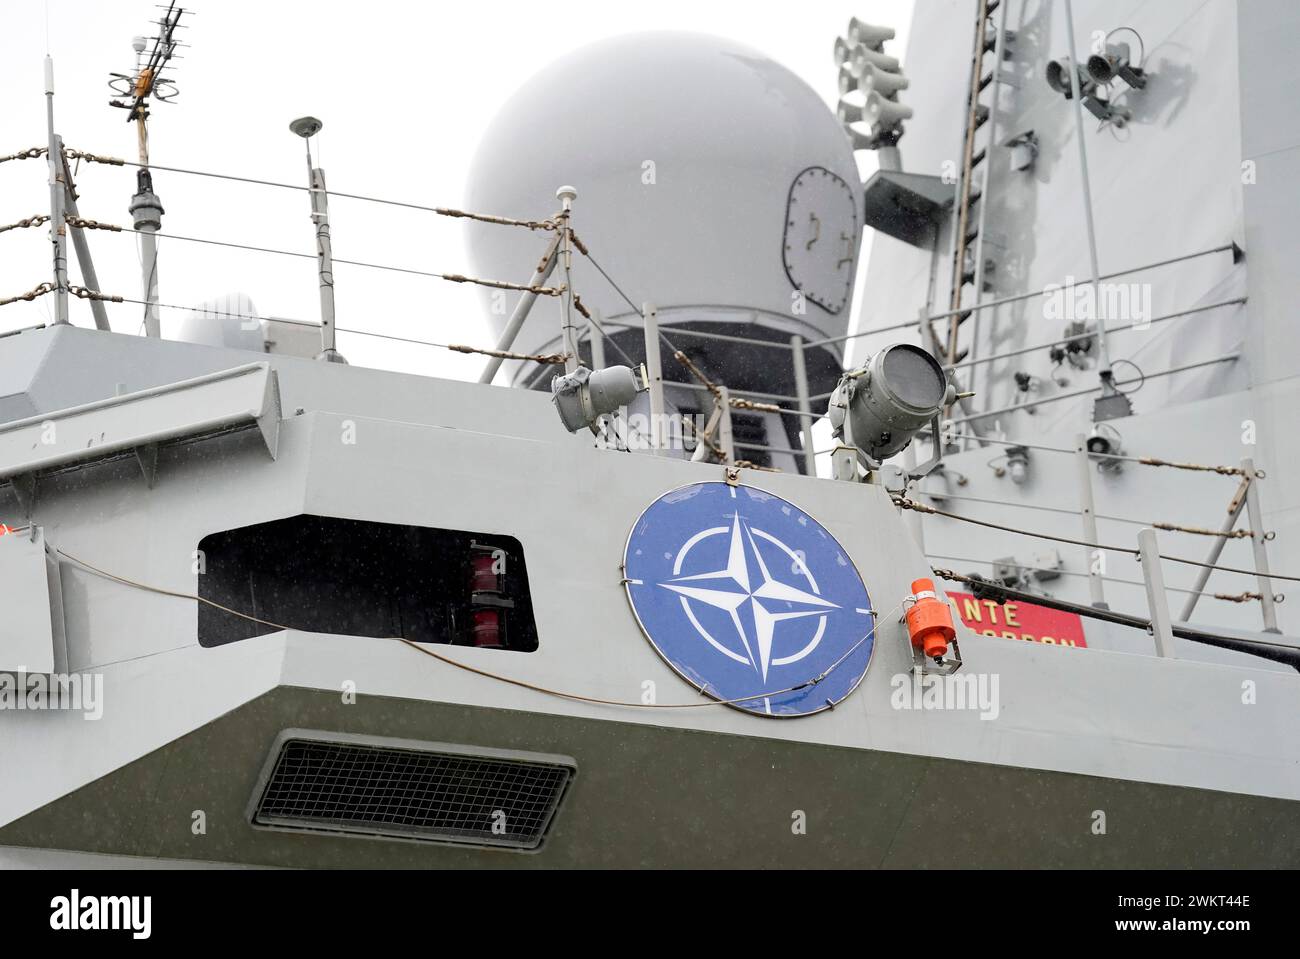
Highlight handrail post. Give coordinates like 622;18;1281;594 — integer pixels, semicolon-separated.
1241;458;1279;632
717;385;735;465
1177;476;1249;622
1137;528;1177;658
1075;433;1107;608
477;233;562;384
643;302;665;452
790;335;815;475
45;59;69;326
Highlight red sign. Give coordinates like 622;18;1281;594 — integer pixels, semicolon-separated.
947;592;1088;648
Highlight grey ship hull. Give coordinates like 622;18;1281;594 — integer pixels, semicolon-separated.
1;326;1296;868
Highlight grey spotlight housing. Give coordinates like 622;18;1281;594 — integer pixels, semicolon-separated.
1006;445;1030;485
829;344;953;467
1045;57;1094;99
551;365;640;433
1087;42;1146;88
1086;423;1125;471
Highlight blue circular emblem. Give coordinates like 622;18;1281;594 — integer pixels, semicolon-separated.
623;482;875;717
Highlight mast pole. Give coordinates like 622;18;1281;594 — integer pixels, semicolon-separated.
556;185;580;375
290;116;345;363
44;57;69;326
129;52;164;337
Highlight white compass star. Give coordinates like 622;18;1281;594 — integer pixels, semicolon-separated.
659;514;838;680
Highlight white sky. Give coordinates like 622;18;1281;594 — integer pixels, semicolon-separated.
1;0;912;380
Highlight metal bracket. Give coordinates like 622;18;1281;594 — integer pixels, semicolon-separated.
830;446;859;482
905;413;945;480
912;636;964;677
257;368;282;459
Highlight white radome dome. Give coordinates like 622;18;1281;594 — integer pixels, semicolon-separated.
465;32;862;385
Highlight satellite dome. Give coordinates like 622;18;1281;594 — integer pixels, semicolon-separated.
465;32;861;393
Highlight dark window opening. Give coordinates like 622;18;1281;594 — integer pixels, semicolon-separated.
197;515;538;651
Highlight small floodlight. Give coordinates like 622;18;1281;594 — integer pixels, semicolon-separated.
1006;446;1030;485
552;365;641;433
829;344;954;468
1045;57;1094;99
1087;42;1146;88
1086;423;1125;472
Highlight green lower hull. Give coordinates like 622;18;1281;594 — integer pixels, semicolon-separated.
2;686;1295;868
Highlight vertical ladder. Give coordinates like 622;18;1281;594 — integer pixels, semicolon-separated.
944;0;1003;367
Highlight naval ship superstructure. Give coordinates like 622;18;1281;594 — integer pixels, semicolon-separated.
0;1;1296;868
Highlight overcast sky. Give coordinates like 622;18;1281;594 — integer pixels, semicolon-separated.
1;0;913;380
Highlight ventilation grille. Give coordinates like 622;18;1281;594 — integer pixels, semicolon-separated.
250;734;574;850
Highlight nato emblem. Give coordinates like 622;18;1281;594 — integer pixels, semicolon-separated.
623;482;875;716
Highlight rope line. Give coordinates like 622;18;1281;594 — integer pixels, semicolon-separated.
930;567;1298;653
0;214;50;234
729;396;782;413
98;223;565;296
0;282;54;307
1151;520;1253;540
101;295;569;365
447;344;568;364
918;489;1257;536
898;497;1300;582
0;146;46;164
69;285;124;303
897;496;1133;553
943;432;1253;479
61;147;124;167
54;546;900;711
56;149;556;230
5;288;567;366
926;552;1282;603
1137;456;1245;477
576;241;772;461
64;215;122;233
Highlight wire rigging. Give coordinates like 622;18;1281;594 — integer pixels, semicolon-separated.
51;148;559;231
53;544;901;711
897;496;1300;583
